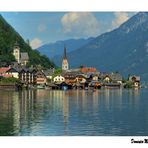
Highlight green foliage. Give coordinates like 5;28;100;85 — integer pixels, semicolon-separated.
51;68;62;80
54;68;62;75
0;77;20;84
79;65;84;69
28;50;55;69
124;81;134;88
0;15;55;69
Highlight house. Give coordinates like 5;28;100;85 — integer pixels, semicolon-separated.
64;71;81;85
129;75;140;87
91;72;100;81
19;68;37;84
19;68;47;85
6;67;19;79
109;73;123;84
92;75;99;81
35;70;47;85
0;67;12;78
53;75;65;83
101;72;123;84
103;75;111;83
44;68;55;80
75;74;87;83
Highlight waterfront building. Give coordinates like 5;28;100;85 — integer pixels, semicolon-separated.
102;75;111;83
100;72;123;84
0;66;48;85
6;67;19;79
19;68;47;85
62;46;69;71
35;70;47;85
64;71;79;85
129;75;140;87
92;74;99;81
53;75;65;83
75;74;87;83
0;67;19;78
13;42;29;66
109;73;123;84
44;68;55;80
0;67;12;78
19;68;37;84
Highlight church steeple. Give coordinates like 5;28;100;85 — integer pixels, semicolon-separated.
62;45;69;71
13;41;20;63
63;45;67;59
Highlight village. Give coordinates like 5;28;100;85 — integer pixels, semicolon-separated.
0;42;141;90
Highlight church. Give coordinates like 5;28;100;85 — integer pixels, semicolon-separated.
13;42;29;66
62;46;69;71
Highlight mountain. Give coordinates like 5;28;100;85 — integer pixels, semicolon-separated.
62;12;148;80
0;14;55;69
36;38;94;59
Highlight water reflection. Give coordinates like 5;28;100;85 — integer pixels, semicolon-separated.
0;89;147;136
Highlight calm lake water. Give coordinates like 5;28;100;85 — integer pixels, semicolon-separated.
0;88;148;136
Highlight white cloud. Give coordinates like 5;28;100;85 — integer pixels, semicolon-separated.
61;12;100;37
38;24;47;32
30;38;43;49
111;12;129;29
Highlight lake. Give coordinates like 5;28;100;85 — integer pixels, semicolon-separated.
0;88;148;136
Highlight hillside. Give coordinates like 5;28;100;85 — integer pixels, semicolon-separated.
0;14;55;69
37;38;94;60
63;12;148;80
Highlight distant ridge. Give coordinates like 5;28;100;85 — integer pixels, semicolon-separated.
59;12;148;80
36;37;94;59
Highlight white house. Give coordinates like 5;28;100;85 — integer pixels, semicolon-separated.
129;75;140;87
5;67;19;79
53;75;65;83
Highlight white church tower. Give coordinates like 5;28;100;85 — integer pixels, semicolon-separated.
13;42;20;63
62;46;69;71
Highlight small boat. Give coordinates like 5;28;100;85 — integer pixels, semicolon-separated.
104;83;121;88
62;86;68;90
36;85;45;89
85;87;88;90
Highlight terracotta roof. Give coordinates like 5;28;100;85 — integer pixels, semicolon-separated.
0;67;11;74
81;67;96;73
0;74;13;77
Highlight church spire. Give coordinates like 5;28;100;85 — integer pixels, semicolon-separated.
63;45;67;59
62;45;69;71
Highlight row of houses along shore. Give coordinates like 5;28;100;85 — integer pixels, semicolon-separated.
0;43;141;90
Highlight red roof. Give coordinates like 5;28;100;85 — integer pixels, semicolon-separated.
0;74;13;77
81;67;96;73
0;67;11;74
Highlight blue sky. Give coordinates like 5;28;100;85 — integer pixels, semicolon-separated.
1;12;136;49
